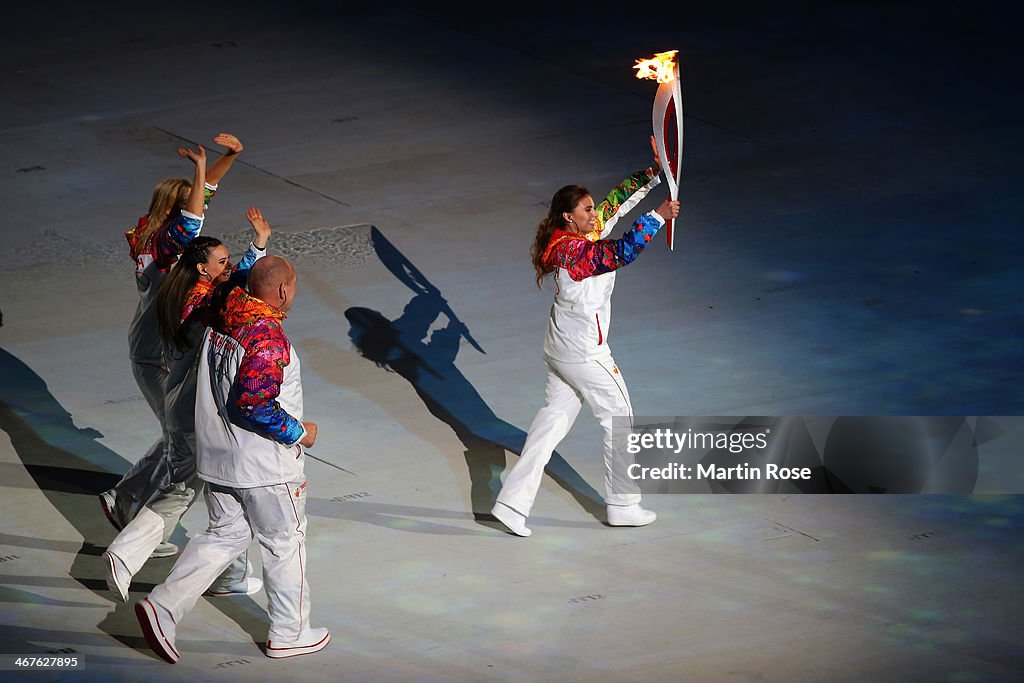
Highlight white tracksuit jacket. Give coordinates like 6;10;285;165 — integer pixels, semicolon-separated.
543;171;662;363
195;289;306;488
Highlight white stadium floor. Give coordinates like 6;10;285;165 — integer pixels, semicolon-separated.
1;2;1021;681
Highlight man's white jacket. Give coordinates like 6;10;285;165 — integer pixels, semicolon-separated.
195;288;306;488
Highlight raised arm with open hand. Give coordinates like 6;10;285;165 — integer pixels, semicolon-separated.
246;206;272;250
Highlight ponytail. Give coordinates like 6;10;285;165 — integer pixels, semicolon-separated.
156;236;222;351
207;278;241;333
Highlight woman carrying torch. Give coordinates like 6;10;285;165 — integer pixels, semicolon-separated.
491;139;680;537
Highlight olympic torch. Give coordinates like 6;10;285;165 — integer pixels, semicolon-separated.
634;50;683;250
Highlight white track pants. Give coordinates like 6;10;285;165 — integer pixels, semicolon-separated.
145;430;200;526
108;362;169;511
109;438;166;513
496;355;641;516
149;479;311;642
106;431;245;588
131;360;168;428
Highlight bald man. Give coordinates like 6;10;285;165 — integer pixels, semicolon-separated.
135;255;330;663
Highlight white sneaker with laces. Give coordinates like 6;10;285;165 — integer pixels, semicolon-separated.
607;504;657;527
265;627;331;659
491;502;532;537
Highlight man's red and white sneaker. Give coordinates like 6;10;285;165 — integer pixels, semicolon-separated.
135;597;179;664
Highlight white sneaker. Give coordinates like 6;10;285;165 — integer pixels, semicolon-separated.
491;502;532;537
265;627;331;659
607;504;657;527
103;551;132;603
135;597;179;664
206;577;263;597
149;542;179;559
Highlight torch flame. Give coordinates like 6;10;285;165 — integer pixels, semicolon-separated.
633;50;678;84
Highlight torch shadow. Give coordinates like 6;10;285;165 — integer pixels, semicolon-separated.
343;227;604;523
0;345;266;659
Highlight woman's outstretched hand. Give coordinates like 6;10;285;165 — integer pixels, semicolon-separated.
213;132;244;155
246;206;272;249
655;198;680;221
177;145;207;168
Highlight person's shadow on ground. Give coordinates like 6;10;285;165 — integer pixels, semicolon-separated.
0;343;266;663
343;227;604;524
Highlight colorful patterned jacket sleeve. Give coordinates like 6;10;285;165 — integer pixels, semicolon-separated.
232;318;305;445
232;242;264;277
151;184;218;269
595;170;659;237
546;212;664;282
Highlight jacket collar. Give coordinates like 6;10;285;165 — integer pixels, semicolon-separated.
220;286;286;332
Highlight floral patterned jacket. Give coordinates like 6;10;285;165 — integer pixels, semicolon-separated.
542;170;664;362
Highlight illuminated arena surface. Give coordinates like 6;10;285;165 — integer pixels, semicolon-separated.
1;1;1021;681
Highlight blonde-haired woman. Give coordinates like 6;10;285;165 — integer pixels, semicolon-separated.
99;134;244;553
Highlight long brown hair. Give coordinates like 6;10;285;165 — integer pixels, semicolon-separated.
156;236;222;351
131;178;192;259
531;184;590;288
207;279;242;334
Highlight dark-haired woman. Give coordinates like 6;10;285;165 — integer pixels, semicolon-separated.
103;208;270;603
491;145;680;537
100;134;244;544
